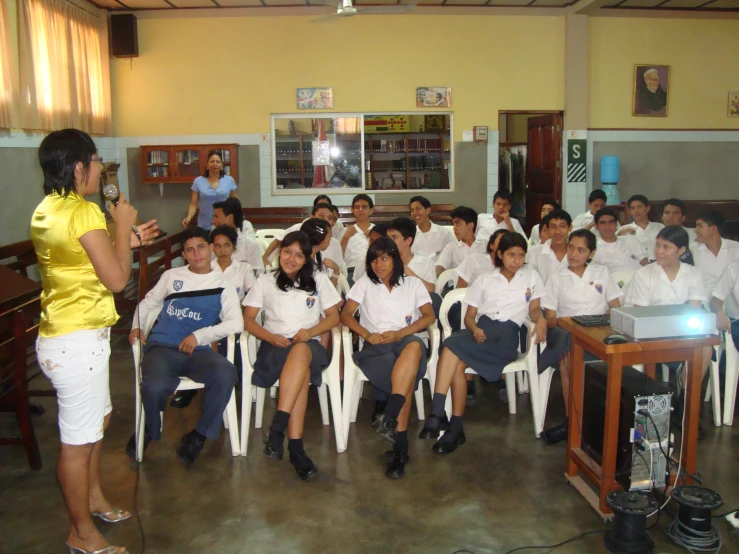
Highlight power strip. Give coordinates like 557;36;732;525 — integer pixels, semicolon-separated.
726;511;739;529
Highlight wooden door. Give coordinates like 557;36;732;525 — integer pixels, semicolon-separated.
525;114;562;233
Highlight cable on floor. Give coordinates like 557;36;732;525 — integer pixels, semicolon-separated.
664;518;723;554
452;528;607;554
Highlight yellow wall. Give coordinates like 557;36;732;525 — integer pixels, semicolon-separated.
110;15;565;139
589;17;739;129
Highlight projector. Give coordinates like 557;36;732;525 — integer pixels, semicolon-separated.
610;305;716;340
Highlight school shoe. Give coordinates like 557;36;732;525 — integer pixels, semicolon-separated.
372;413;398;443
385;450;410;479
431;431;466;454
176;430;206;468
125;431;151;461
371;400;387;425
418;414;450;439
541;419;568;445
170;390;198;408
290;451;319;481
263;431;285;460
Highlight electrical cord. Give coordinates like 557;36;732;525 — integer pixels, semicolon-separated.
664;517;723;554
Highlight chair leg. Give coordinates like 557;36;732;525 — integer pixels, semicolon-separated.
255;388;266;429
324;377;345;453
724;338;739;426
223;413;229;430
505;373;517;415
709;358;721;427
526;367;541;438
137;405;146;463
415;386;425;421
224;390;240;456
537;368;555;437
318;384;329;426
350;381;363;424
270;386;277;399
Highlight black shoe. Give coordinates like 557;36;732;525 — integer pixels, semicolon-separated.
541;420;568;445
176;431;205;468
371;400;388;425
263;431;285;460
385;450;409;479
432;431;466;455
125;431;152;461
384;450;410;465
372;413;398;443
170;390;198;409
419;414;450;439
290;452;319;481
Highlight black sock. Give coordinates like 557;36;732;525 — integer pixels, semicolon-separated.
430;393;447;420
467;379;476;395
384;393;406;420
449;415;464;435
270;410;290;434
394;431;409;453
288;438;304;457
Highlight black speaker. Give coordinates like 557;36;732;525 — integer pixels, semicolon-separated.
110;14;138;59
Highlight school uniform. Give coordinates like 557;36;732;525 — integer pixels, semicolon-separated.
474;214;527;250
693;239;739;298
526;240;568;286
344;223;375;269
210;259;256;302
347;275;432;395
443;267;543;382
333;220;346;243
620;221;664;260
323;237;344;271
408;254;437;285
712;263;739;346
455;252;493;286
243;272;341;388
412;222;455;262
626;262;706;307
436;240;474;272
571;211;596;232
530;224;542;247
242;220;256;240
234;231;265;274
593;237;647;274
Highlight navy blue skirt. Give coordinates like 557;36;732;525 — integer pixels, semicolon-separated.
253;340;329;388
353;335;427;396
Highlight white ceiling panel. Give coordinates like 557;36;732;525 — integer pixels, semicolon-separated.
262;0;309;5
91;0;126;8
170;0;217;6
443;0;489;5
702;0;739;7
663;0;711;6
216;0;265;6
617;0;667;7
118;0;172;7
487;0;537;5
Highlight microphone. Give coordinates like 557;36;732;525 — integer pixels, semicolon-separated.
103;183;142;243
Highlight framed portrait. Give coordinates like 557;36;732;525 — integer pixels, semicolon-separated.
424;114;446;131
416;87;452;108
633;65;669;117
729;92;739;117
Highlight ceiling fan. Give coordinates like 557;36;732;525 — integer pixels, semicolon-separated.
313;0;418;21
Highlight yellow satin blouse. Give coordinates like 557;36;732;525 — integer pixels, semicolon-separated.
31;192;119;337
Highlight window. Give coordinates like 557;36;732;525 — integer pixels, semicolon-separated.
0;0;19;129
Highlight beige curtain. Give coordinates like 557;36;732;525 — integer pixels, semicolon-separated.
18;0;111;134
0;0;20;129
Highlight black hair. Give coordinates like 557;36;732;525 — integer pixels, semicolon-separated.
388;217;417;246
493;233;528;268
330;205;340;215
696;210;725;233
487;229;511;254
662;198;687;216
409;196;431;209
543;209;572;228
628;194;649;208
370;223;388;238
588;189;607;204
275;231;316;295
594;207;618;224
38;128;98;197
352;193;374;209
313;194;331;207
541;199;560;211
181;226;211;247
202;150;226;178
300;218;331;272
493;189;513;205
312;202;333;215
568;229;597;252
657;225;690;254
222;197;244;230
209;224;238;246
365;237;404;288
450;206;478;233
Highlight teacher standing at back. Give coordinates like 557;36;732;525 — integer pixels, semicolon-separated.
182;150;237;229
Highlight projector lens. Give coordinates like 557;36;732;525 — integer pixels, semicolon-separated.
687;317;701;331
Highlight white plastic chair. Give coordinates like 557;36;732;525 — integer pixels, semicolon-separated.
435;268;457;296
705;330;738;426
339;261;348;280
611;270;635;298
238;327;345;456
256;228;285;240
132;311;240;462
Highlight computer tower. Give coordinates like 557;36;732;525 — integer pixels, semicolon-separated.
582;362;672;491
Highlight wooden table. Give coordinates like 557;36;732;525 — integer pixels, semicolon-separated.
0;264;42;315
559;317;720;519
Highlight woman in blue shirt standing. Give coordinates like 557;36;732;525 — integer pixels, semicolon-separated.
182;150;237;229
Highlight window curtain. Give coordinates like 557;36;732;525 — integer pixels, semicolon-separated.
18;0;111;134
0;0;20;129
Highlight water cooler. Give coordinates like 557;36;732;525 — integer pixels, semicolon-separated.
601;156;621;206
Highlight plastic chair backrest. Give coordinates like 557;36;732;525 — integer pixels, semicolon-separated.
439;288;466;339
612;269;635;289
435;268;457;296
256;228;285;240
336;274;351;297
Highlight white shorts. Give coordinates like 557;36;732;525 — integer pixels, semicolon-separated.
36;328;112;445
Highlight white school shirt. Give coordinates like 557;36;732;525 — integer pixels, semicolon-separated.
275;221;304;241
344;224;375;269
464;267;544;326
542;263;623;317
474;214;527;249
571;211;596;232
455;253;494;286
241;220;256;239
530;224;542;247
626;263;706;307
436;240;473;271
693;239;739;298
332;220;346;243
619;221;664;260
412;222;455;262
323;237;344;268
526;240;568;286
243;272;340;339
235;231;264;273
712;263;739;319
347;275;432;335
210;259;256;302
593;237;647;274
408;254;437;285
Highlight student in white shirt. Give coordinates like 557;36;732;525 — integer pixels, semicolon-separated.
387;217;437;294
617;195;664;260
210;225;256;302
661;198;698;247
352;224;387;282
540;230;623;445
693;210;739;298
300;218;339;286
436;206;478;278
341;194;375;280
529;199;559;247
212;198;264;275
593;207;648;274
330;204;346;243
340;238;436;479
526;209;572;285
418;233;547;455
710;262;739;343
572;189;607;232
243;231;341;481
409;195;454;262
473;189;527;250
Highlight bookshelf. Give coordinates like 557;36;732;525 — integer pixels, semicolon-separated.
140;144;239;184
274;134;362;189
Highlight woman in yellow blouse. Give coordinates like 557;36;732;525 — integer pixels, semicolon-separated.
31;129;157;554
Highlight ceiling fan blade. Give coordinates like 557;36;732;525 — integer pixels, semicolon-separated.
357;4;415;13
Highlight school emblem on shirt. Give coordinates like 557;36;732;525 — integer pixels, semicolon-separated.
236;286;242;295
594;283;603;294
525;288;532;302
306;297;316;309
173;280;184;291
405;315;412;325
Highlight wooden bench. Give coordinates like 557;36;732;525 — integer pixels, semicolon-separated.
0;240;38;278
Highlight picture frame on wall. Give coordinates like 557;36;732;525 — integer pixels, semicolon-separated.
416;87;452;108
424;114;446;131
729;92;739;117
473;126;488;143
632;65;669;117
297;88;333;110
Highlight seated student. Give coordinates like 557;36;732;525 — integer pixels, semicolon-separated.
126;227;243;467
693;210;739;298
212;197;264;275
617;195;664;260
436;206;478;278
341;194;375;282
243;231;341;481
340;238;436;479
592;207;648;274
352;224;387;282
418;233;547;453
329;204;346;243
299;218;338;285
387;217;437;294
572;189;608;233
526;210;572;285
710;262;739;347
473;190;527;250
409;195;454;262
661;198;697;246
529;199;560;247
539;230;623;445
